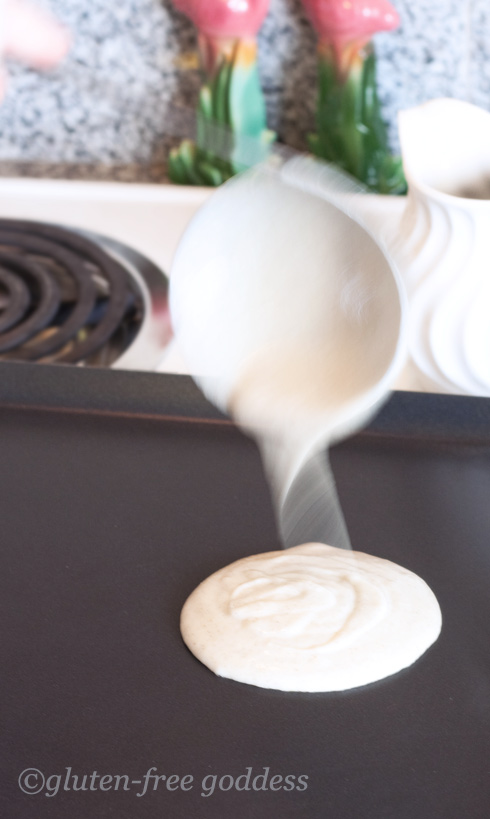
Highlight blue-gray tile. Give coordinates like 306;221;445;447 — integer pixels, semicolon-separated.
258;0;317;151
0;0;200;163
468;0;490;110
0;0;478;168
375;0;471;151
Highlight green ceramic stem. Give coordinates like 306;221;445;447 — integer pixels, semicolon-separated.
309;42;406;195
169;38;275;186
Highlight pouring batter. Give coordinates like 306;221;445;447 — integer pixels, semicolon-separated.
171;158;441;691
170;158;406;549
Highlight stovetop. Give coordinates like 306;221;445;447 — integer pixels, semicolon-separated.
0;219;173;368
0;179;212;371
0;177;422;386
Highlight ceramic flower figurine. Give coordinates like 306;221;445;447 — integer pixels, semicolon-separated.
169;0;275;186
171;0;270;38
301;0;406;194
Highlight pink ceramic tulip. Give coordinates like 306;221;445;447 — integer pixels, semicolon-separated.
301;0;399;47
173;0;270;39
302;0;405;193
169;0;274;185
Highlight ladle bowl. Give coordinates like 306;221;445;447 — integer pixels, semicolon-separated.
170;157;407;545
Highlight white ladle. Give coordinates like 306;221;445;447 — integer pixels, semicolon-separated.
170;156;407;549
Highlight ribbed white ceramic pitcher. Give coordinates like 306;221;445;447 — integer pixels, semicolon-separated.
394;98;490;395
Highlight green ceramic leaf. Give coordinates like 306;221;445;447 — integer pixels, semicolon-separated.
170;39;275;187
310;45;406;195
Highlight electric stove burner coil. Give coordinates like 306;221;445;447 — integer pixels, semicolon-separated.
0;220;149;366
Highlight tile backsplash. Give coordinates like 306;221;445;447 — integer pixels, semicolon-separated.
0;0;480;168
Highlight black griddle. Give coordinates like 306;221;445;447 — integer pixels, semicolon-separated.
0;361;489;819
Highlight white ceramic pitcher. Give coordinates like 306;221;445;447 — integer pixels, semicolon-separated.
395;98;490;395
